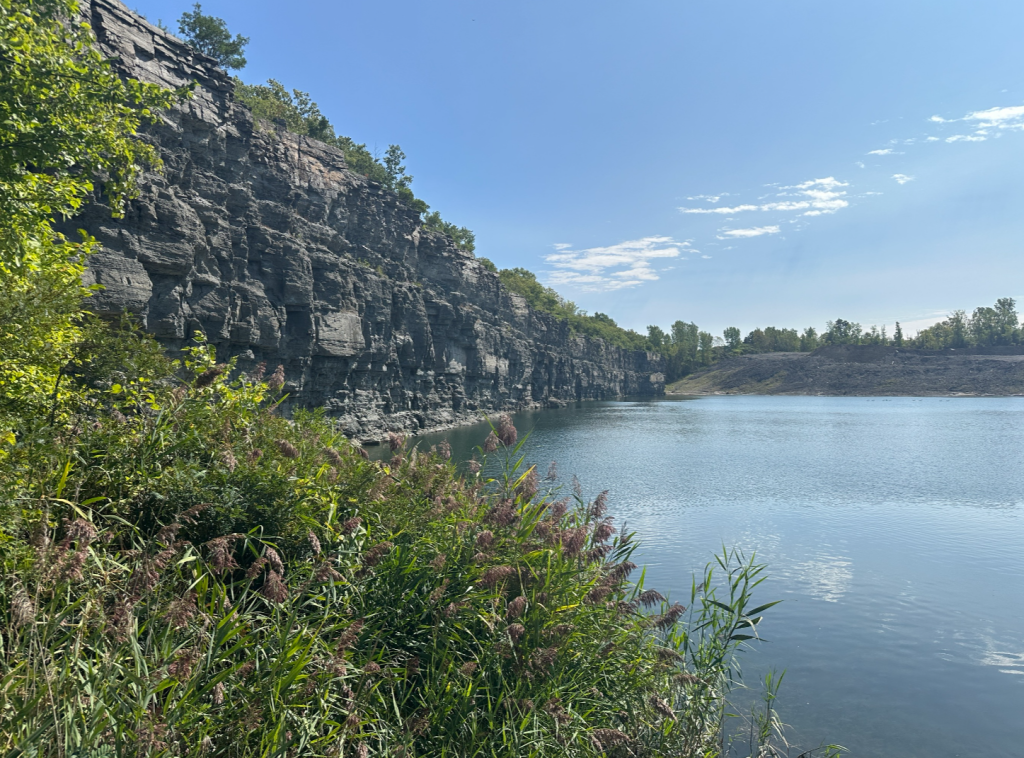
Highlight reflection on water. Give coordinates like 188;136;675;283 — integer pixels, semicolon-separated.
416;396;1024;758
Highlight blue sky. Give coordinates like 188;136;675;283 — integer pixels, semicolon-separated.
131;0;1024;337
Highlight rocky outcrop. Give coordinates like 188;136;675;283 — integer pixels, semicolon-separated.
667;345;1024;396
69;0;664;439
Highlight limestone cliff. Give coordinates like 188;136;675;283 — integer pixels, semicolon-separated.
69;0;665;439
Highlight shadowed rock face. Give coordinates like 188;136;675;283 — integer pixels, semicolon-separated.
70;0;665;439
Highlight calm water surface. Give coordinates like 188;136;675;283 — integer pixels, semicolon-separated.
416;397;1024;758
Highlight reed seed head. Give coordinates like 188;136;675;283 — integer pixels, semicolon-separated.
482;431;499;454
506;595;528;620
194;364;227;389
265;547;285;574
274;439;300;459
496;415;517;447
267;364;286;391
260;571;288;603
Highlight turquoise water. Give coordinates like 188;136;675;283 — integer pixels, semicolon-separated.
415;397;1024;757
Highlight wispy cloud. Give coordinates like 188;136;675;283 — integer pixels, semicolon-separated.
892;174;914;185
680;177;848;219
686;194;728;203
867;148;898;155
552;242;573;251
717;226;780;239
544;236;686;291
929;102;1024;140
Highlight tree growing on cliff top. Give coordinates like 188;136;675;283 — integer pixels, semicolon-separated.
177;2;248;69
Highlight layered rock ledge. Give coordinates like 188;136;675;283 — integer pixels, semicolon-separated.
69;0;665;439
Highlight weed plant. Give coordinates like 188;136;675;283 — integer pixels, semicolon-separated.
1;328;836;757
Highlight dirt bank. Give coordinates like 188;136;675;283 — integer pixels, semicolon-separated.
667;345;1024;396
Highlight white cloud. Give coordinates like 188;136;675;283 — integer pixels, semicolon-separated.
679;204;758;215
680;177;848;218
964;104;1024;129
946;134;986;143
867;148;899;155
544;236;684;291
925;136;940;142
552;242;573;251
717;226;780;239
701;255;712;259
686;194;727;203
855;160;866;168
892;174;914;185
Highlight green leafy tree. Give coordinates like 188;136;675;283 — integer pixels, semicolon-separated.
698;330;715;365
177;2;248;69
383;144;412;190
477;257;497;273
0;0;179;430
647;325;668;350
800;326;819;352
823;318;862;345
723;326;741;351
423;211;476;252
893;322;903;347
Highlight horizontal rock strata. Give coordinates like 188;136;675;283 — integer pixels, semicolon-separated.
70;0;664;439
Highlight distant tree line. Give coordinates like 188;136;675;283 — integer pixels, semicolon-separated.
489;274;1024;382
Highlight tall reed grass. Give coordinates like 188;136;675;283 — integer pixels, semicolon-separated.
0;329;839;757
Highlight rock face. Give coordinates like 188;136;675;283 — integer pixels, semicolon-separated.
667;345;1024;396
70;0;664;439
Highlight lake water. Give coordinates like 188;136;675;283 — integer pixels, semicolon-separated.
415;396;1024;757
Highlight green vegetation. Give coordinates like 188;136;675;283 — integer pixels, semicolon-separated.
0;0;181;433
497;268;652;351
178;2;248;69
0;3;839;756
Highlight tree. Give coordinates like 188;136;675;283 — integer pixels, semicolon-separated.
893;322;903;347
647;325;668;350
383;144;412;191
177;3;248;69
0;0;178;428
723;326;741;351
697;331;715;365
800;327;819;352
824;319;862;345
423;211;476;252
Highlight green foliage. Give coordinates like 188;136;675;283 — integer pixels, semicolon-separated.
800;327;819;352
0;0;180;433
232;79;471;242
499;268;579;319
423;211;476;252
723;327;741;351
822;318;862;346
496;268;652;351
177;2;248;69
0;330;798;756
743;326;800;353
477;257;498;273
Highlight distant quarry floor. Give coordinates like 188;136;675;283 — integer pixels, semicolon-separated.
666;345;1024;396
